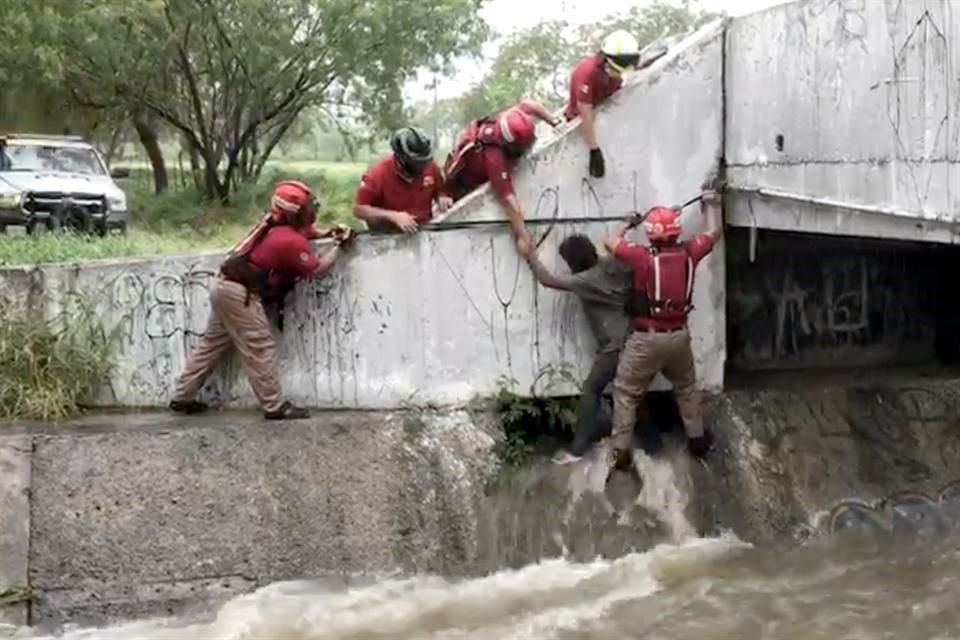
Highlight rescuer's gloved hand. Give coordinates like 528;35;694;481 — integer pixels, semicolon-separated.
589;147;605;178
687;430;714;460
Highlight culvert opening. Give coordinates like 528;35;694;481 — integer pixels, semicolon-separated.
725;227;960;384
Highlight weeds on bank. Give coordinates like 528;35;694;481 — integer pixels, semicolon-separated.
0;163;365;267
494;374;579;467
0;586;31;606
0;298;120;421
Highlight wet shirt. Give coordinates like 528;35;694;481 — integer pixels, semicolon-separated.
555;256;633;353
564;55;624;121
248;225;320;289
614;234;715;331
355;156;443;231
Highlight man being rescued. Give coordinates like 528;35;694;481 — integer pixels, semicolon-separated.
603;177;723;469
516;232;632;464
169;180;353;420
442;99;560;247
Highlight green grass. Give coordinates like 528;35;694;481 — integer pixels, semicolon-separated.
0;300;119;421
0;160;366;268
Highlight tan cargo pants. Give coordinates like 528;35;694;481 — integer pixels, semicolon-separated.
172;277;284;412
610;327;703;450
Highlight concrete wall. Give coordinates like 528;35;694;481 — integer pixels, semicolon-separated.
0;410;499;627
724;0;960;243
696;374;960;544
0;21;726;410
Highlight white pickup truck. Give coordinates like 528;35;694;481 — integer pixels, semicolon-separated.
0;133;130;235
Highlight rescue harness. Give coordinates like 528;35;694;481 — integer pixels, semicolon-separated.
625;244;695;323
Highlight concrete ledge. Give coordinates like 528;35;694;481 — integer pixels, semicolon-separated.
2;410;500;627
0;436;30;627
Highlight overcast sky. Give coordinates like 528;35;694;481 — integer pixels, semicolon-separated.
406;0;791;102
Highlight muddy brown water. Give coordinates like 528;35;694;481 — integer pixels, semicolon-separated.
10;448;960;640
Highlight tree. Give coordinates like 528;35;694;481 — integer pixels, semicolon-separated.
454;0;722;124
458;20;573;121
580;0;720;52
3;0;490;203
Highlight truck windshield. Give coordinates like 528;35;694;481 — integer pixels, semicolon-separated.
0;144;107;176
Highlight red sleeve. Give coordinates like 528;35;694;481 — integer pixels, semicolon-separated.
571;62;596;106
613;241;650;278
483;147;514;201
275;231;320;277
428;163;443;200
355;163;383;207
516;100;538;115
684;233;716;266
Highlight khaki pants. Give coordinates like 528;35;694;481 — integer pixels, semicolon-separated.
610;327;703;450
172;277;284;412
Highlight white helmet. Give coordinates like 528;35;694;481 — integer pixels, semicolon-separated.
600;30;641;73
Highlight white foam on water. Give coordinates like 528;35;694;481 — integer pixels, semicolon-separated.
14;535;748;640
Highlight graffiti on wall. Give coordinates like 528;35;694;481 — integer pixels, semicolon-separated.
96;264;221;402
827;480;960;537
883;3;953;210
728;237;937;368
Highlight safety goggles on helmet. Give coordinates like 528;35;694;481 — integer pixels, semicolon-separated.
604;52;641;74
600;29;641;75
271;180;318;222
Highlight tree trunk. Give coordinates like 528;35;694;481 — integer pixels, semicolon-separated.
182;134;203;192
132;114;168;194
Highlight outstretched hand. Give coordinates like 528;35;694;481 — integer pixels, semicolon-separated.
332;224;357;247
701;174;723;205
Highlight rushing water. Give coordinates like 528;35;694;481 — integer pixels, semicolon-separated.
11;449;960;640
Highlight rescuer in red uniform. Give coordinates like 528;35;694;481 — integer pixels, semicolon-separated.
169;180;354;420
603;178;723;468
565;30;641;179
353;127;452;234
443;99;560;245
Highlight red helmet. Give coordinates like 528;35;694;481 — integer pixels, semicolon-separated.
643;206;681;243
498;107;536;148
270;180;316;222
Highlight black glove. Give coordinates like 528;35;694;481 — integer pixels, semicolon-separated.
687;430;714;460
589;147;605;178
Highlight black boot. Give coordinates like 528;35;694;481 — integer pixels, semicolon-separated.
169;399;209;415
264;401;310;421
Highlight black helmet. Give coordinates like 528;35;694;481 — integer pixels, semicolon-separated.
391;126;433;174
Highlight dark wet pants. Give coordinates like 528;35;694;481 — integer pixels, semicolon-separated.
570;349;620;456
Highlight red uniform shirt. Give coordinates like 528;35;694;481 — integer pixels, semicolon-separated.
355;156;442;231
248;225;320;289
443;101;539;204
444;145;516;203
564;55;624;121
614;233;715;331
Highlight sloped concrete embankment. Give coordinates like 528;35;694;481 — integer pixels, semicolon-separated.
696;377;960;543
0;410;501;629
